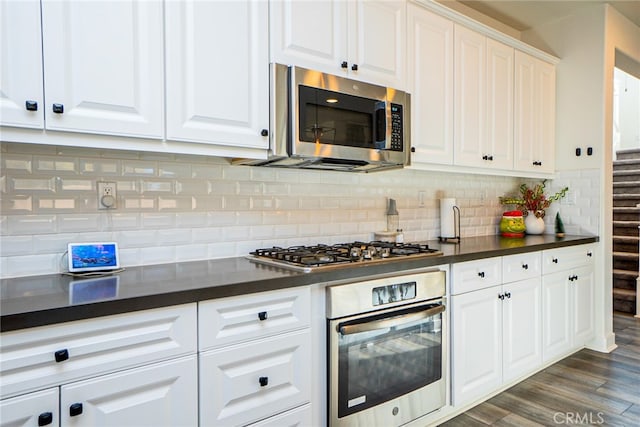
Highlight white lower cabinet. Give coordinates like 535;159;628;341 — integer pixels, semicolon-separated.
0;388;58;427
451;277;541;406
60;356;198;427
198;286;312;427
542;265;595;362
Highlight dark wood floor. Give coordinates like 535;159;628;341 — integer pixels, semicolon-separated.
441;313;640;426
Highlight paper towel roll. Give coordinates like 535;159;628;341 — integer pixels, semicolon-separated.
440;198;457;238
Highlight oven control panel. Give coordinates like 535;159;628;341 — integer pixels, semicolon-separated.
373;281;416;306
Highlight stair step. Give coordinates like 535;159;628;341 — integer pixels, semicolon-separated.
613;181;640;194
613;194;640;207
613;288;637;314
613;251;639;270
616;148;640;160
613;251;639;259
613;269;637;290
613;207;640;221
613;170;640;182
613;159;640;171
613;235;640;253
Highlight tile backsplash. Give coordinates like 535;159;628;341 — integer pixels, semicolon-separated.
0;142;599;278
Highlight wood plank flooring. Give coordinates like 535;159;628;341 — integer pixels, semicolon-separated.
440;313;640;426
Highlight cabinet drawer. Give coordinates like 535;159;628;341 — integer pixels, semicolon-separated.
0;387;59;427
199;286;311;351
199;329;311;427
249;404;312;427
502;252;541;283
451;257;502;295
0;303;197;399
542;244;595;274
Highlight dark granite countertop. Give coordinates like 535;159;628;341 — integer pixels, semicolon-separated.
1;234;597;332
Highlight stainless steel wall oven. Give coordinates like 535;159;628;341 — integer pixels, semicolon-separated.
326;270;447;427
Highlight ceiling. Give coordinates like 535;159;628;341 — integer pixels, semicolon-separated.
442;0;640;32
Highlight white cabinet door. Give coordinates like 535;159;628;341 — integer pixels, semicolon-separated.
451;286;502;405
0;0;44;129
60;356;197;427
40;0;164;138
199;329;311;427
348;0;406;89
0;388;58;427
502;278;542;383
454;25;485;168
407;3;454;165
485;38;514;170
514;51;555;174
270;0;405;88
572;265;595;347
165;0;269;151
270;0;347;76
542;271;572;362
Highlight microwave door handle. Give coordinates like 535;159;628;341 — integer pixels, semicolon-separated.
375;101;386;147
339;305;445;336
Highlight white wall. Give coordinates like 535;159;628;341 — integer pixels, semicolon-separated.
522;3;640;350
614;68;640;151
0;141;536;278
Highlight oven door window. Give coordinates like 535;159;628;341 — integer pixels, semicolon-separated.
298;85;386;149
336;303;443;418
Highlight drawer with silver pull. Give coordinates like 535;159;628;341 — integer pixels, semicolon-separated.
451;257;502;295
542;244;595;275
503;252;542;283
198;286;311;351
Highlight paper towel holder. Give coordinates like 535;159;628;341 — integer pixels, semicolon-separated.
439;205;461;243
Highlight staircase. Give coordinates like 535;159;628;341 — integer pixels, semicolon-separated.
613;149;640;314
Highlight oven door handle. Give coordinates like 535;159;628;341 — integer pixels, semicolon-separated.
339;305;445;335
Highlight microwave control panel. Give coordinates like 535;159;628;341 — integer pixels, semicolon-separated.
390;103;404;151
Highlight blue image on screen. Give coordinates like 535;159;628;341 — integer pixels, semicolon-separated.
71;244;117;269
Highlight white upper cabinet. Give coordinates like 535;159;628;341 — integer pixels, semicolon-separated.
514;50;556;174
0;0;44;129
270;0;406;89
407;3;454;165
454;25;513;170
165;0;269;151
41;0;164;138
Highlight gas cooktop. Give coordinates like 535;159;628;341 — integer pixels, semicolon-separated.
248;241;443;272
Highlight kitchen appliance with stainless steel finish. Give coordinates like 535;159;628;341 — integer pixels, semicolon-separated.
327;270;447;427
248;241;442;272
233;63;411;172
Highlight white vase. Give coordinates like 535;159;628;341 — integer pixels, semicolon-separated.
525;211;545;235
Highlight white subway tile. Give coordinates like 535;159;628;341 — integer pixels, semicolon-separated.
1;196;33;213
5;143;56;155
176;212;208;228
250;225;275;239
224;196;252;210
5;254;59;277
37;198;76;211
33;233;79;254
79;158;120;175
176;180;209;195
250;167;277;182
223;226;251;241
191;227;223;243
7;215;56;235
60;179;93;191
192;164;223;179
237;211;262;225
116;230;157;248
194;195;224;211
158;196;195;211
118;247;141;267
207;211;237;226
34;157;77;174
208;242;236;259
3;155;32;173
123;198;156;210
159;162;191;178
0;236;33;256
141;180;173;193
176;244;208;261
12;177;56;192
142;213;176;228
140;246;176;265
57;214;101;232
107;213;141;230
122;160;157;176
157;229;192;246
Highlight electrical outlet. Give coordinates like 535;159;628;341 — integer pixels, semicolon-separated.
97;181;117;210
418;191;426;207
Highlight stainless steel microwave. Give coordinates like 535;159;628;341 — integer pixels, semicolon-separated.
234;64;411;172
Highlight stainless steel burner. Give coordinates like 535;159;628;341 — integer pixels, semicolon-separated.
248;241;443;272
